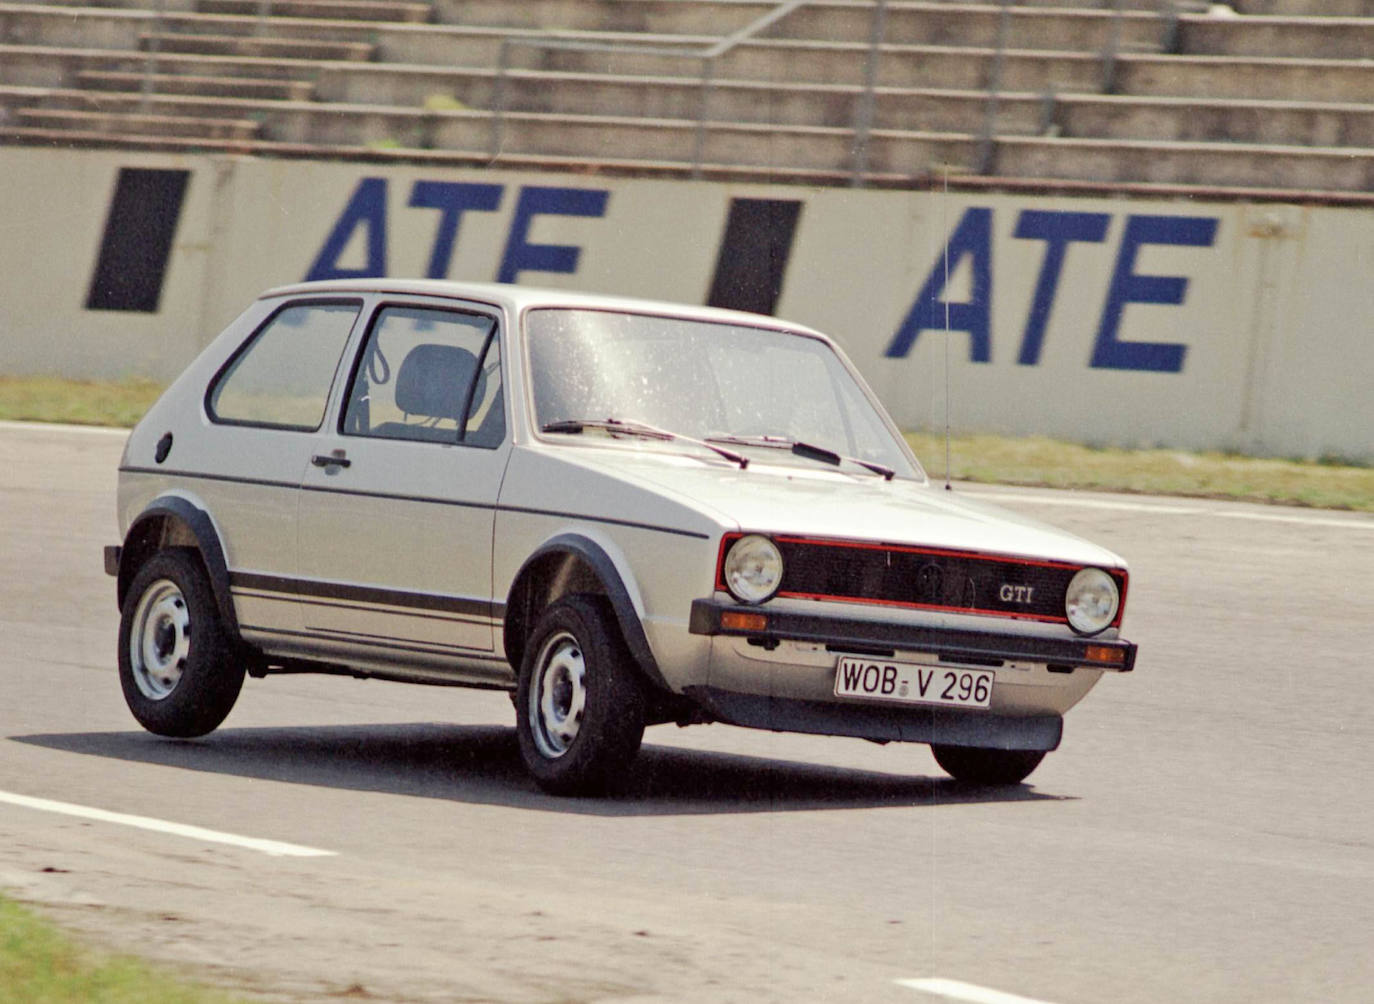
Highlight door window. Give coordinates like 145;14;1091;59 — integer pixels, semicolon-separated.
207;301;360;431
342;306;505;448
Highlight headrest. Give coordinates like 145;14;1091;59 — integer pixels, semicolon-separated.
394;344;484;420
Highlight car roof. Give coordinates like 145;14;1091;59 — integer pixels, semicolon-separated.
259;278;825;337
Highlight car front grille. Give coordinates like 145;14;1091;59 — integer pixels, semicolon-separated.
771;537;1081;624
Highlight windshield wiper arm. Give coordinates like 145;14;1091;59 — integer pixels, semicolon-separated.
542;418;749;469
707;433;894;480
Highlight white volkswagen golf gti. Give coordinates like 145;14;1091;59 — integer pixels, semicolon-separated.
107;279;1136;794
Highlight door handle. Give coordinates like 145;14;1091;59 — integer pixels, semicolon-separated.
311;452;351;469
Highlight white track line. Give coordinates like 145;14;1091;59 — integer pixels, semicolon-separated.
0;790;335;858
896;977;1055;1004
973;490;1374;531
0;420;129;437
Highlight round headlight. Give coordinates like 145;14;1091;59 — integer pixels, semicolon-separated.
1065;568;1120;635
722;535;783;604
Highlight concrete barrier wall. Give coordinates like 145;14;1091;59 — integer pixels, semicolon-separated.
1;147;1369;461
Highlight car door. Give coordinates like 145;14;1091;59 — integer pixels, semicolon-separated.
294;298;511;683
198;296;365;645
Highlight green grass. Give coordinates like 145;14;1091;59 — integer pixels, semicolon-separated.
0;894;241;1004
906;431;1374;513
0;376;1369;513
0;377;164;428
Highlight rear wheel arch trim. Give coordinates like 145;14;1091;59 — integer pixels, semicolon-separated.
118;497;240;638
505;534;668;692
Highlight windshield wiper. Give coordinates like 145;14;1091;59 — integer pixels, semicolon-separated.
542;418;749;469
706;433;895;480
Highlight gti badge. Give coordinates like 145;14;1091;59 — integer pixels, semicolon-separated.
999;583;1035;604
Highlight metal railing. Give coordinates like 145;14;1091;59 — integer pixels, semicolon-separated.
849;0;888;186
976;0;1015;175
137;0;168;112
490;1;811;179
1015;0;1191;175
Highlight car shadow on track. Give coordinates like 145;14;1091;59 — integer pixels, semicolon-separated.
10;723;1069;816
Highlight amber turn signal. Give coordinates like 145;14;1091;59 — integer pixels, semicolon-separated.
721;610;769;633
1085;644;1125;665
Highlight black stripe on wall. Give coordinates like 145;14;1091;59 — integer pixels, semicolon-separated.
85;167;191;313
706;198;803;316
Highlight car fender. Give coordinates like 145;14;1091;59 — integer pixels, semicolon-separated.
504;531;667;692
117;494;240;638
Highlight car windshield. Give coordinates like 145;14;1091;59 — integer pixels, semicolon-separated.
525;308;922;479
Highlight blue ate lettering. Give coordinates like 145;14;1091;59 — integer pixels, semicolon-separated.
305;178;610;284
884;208;1219;373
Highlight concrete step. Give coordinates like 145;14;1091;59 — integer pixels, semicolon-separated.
0;43;329;87
0;122;906;185
2;0;429;16
428;0;1165;50
929;1;1206;9
14;105;260;138
1115;52;1374;103
1054;92;1374;148
75;69;315;100
995;133;1374;193
517;38;1112;91
770;3;1166;51
444;107;979;177
196;0;431;23
140;31;373;61
322;65;1047;134
0;5;406;50
6;85;302;122
1178;13;1374;60
1231;0;1374;14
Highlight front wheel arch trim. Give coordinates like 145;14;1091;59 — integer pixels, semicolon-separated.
505;534;668;693
118;497;240;639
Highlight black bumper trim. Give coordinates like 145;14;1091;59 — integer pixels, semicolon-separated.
689;599;1136;672
104;545;121;577
683;686;1063;751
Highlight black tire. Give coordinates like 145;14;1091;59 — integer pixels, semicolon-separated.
117;547;244;738
931;744;1046;786
515;594;646;796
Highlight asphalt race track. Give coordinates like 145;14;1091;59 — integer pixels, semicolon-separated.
1;421;1371;1004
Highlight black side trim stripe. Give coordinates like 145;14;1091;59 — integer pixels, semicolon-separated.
123;467;709;539
303;625;476;654
231;572;504;620
300;482;491;511
497;505;710;539
232;589;492;627
121;467;298;491
241;625;505;662
86;167;190;313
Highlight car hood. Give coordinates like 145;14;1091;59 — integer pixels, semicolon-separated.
544;444;1126;568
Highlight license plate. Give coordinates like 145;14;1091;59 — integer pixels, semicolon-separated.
834;656;993;709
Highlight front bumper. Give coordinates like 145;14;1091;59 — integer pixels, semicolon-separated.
688;599;1137;673
685;598;1135;750
683;685;1064;751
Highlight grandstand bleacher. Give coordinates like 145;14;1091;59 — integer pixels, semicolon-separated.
2;0;1372;196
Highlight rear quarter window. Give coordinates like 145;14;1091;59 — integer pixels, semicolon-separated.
207;301;360;431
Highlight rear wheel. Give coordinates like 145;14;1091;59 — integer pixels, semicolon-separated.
931;744;1046;786
118;548;244;738
516;594;646;796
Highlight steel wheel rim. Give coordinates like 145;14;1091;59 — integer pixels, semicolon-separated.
529;631;586;759
129;579;191;700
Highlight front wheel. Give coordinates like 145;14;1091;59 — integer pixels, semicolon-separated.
515;594;646;796
931;744;1046;786
118;548;244;738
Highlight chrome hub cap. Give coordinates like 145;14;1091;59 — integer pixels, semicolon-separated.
129;579;191;700
529;632;586;759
